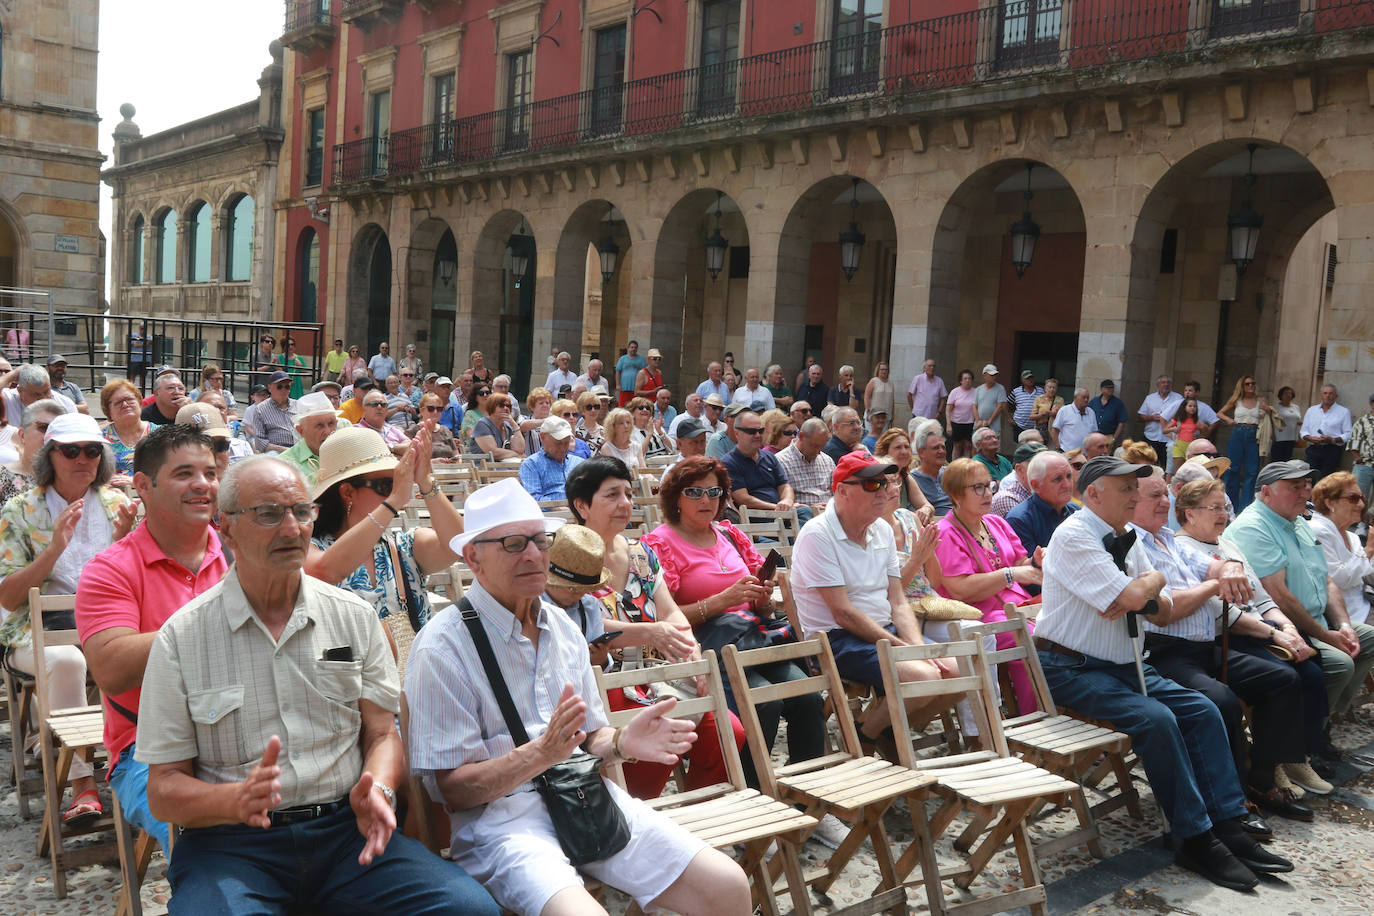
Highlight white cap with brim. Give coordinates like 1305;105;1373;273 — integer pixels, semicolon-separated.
539;416;574;441
43;412;103;445
450;477;564;553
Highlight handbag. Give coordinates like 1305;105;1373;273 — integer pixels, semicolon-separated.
911;595;983;621
459;598;631;866
381;535;423;680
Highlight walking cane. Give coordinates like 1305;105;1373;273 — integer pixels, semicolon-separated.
1103;531;1152;695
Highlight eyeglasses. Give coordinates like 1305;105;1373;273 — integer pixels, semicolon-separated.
560;411;577;419
683;485;724;499
212;439;231;454
634;405;652;412
735;426;764;436
273;382;291;390
1340;493;1366;504
966;482;993;496
225;503;319;527
1070;461;1087;470
55;443;103;460
1197;504;1229;514
401;373;414;378
364;400;388;408
422;405;443;413
842;477;891;492
354;478;395;498
472;532;553;553
260;337;275;345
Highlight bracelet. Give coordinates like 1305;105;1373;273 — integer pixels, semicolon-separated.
378;501;399;518
417;482;439;499
1003;569;1014;587
366;514;388;534
612;726;638;764
697;599;707;624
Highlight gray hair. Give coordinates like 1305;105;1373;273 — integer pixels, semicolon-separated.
831;406;859;426
1027;450;1067;483
154;371;183;393
219;454;305;513
21;398;65;429
17;364;47;389
1017;428;1043;444
1074;387;1089;398
34;436;116;490
972;426;995;448
800;417;829;437
765;364;782;377
914;421;944;452
838;365;854;376
810;364;823;375
493;374;512;387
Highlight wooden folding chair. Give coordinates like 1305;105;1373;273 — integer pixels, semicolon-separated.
112;789;159;916
399;693;449;856
960;615;1142;834
876;636;1088;916
596;654;816;916
723;636;940;915
29;588;118;898
3;658;41;818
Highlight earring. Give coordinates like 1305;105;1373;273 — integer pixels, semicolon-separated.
344;497;352;515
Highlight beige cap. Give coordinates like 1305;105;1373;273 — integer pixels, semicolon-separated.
175;403;229;438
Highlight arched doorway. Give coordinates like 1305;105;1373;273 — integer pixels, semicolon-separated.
347;224;392;357
553;199;632;367
471;210;535;393
432;229;457;378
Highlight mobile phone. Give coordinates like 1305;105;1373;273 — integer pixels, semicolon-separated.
589;630;623;647
757;549;781;582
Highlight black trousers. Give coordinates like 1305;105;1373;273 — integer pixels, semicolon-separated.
1306;442;1344;480
1144;633;1304;783
1148;438;1169;468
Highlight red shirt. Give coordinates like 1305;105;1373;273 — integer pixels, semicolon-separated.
75;522;228;768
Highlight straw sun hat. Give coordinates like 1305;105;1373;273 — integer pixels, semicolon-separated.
310;426;399;500
545;524;611;594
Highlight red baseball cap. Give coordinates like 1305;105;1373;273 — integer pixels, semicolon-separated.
831;452;898;490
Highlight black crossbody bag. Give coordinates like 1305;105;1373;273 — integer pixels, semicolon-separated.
459;598;630;866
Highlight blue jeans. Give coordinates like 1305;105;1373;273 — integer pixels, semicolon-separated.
1354;462;1374;504
1036;651;1246;839
1225;425;1259;513
168;806;498;916
109;745;171;853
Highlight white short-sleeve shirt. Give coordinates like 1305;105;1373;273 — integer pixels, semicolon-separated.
790;506;900;636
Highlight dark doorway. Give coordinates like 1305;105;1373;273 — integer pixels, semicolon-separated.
366;235;391;356
1013;330;1078;391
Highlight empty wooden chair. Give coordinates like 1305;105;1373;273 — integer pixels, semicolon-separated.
3;658;41;818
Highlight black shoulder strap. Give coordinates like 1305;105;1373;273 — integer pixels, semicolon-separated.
459;597;530;746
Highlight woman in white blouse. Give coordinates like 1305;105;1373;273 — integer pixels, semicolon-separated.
1270;386;1302;463
1309;471;1373;626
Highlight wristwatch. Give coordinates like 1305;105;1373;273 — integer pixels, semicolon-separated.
372;781;397;812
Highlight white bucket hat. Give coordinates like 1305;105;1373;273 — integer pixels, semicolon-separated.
295;391;340;422
450;477;563;553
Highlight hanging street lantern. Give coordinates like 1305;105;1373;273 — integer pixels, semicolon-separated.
1227;144;1263;277
705;192;729;280
507;220;533;288
596;204;619;285
1009;163;1040;278
839;177;865;281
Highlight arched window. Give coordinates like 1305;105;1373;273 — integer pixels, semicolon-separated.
187;202;211;282
156;209;178;284
130;215;145;284
226;195;255;282
299;228;319;323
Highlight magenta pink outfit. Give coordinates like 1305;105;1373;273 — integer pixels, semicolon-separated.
641;521;761;615
934;512;1038;715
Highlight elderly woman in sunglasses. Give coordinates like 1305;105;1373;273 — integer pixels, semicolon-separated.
0;413;137;827
305;423;462;629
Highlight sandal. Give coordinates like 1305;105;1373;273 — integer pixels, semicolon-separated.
857;728;898;762
63;789;102;828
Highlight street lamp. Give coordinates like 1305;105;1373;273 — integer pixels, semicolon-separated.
1008;163;1040;278
437;257;455;286
596;205;619;286
705;191;728;281
507;220;533;289
1227;143;1263;277
838;177;865;281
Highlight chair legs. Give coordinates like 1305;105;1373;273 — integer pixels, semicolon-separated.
114;792;156;916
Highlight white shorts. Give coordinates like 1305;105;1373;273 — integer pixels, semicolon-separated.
449;781;706;916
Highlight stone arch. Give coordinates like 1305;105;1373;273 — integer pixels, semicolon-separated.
403;215;455;371
293;226;322;325
927;159;1086;392
553;198;634;368
347;222;393;357
0;195;28;289
652;189;751;398
470;209;534;393
184;198;214;283
775;175;897;386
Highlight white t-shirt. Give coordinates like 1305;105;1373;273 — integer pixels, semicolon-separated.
790;507;900;636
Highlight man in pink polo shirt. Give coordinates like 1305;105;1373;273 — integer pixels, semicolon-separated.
76;424;228;851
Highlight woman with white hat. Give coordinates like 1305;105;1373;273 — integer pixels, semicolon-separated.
304;424;462;630
0;412;137;826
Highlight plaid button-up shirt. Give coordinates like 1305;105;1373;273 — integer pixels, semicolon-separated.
775;442;836;507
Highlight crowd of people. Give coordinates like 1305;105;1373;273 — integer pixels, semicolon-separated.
0;337;1370;911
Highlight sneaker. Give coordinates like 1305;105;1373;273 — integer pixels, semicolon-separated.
1283;761;1334;796
1273;765;1305;799
810;814;850;850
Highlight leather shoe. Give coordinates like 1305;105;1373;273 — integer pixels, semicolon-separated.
1247;785;1314;823
1174;834;1258;891
1215;825;1294;874
1238;810;1272;841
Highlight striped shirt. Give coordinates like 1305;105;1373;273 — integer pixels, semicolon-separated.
252;397;298;448
405;582;608;829
1009;385;1042;428
1037;505;1172;665
135;569;399;808
1137;524;1218;642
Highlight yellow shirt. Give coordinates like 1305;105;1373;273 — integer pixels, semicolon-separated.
340;398;365;424
324;348;348;375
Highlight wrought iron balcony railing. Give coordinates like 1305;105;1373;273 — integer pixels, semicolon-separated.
330;0;1374;188
284;0;331;34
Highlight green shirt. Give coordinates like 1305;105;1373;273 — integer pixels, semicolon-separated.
277;440;320;491
975;452;1013;483
1225;501;1329;625
766;382;793;401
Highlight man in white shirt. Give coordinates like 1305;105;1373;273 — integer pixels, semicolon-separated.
1165;381;1220;440
1035;456;1290;890
1052;388;1095;452
1301;383;1353;480
668;392;705;439
791;453;954;752
730;367;776;412
695;362;730;403
1137;375;1183;467
574;358;607;393
545;351;577;394
2;363;77;426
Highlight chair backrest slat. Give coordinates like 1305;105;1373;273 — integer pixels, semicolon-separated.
876;636;1010;763
27;589;81;722
746;674;828;706
966;612;1060;716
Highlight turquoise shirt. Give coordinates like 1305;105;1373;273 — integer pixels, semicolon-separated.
1225;501;1330;626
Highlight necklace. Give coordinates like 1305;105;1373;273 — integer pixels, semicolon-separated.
954;512;1003;566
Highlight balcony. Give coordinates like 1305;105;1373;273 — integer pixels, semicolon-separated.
331;0;1374;190
282;0;333;52
340;0;404;31
333;135;389;184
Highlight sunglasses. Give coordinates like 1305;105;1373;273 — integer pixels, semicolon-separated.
55;443;103;460
1340;493;1366;503
422;405;443;413
401;373;414;378
273;382;291;390
634;405;652;412
476;389;492;397
781;428;797;437
364;401;388;408
683;486;724;499
354;477;395;498
1070;461;1087;470
212;439;231;454
226;503;319;527
735;426;764;436
842;477;890;492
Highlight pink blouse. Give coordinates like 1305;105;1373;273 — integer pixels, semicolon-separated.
946;385;977;424
933;513;1030;620
640;521;762;613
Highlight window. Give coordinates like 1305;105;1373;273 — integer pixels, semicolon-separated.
187;202;211;283
996;0;1063;70
830;0;882;96
369;90;390;176
305;108;325;187
130;215;145;284
590;25;626;136
698;0;740;118
431;72;455;161
226;195;255;282
299;228;319;323
1210;0;1299;37
504;50;532;149
155;210;178;284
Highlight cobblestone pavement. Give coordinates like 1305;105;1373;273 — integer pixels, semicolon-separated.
2;692;1371;915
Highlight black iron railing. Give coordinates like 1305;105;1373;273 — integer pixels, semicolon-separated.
331;0;1374;188
284;0;331;33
